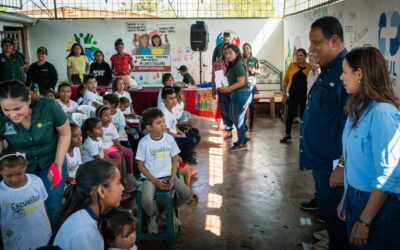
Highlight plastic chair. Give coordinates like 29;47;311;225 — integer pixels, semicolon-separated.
76;105;95;118
71;113;88;127
136;188;177;249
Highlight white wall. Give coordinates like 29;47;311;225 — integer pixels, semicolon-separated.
27;18;283;86
283;0;400;95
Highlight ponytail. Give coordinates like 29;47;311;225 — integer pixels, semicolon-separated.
50;160;118;243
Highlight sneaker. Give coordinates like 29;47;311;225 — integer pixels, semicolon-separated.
173;213;181;232
313;229;328;241
230;144;247;152
299;197;319;211
186;156;198;165
312;238;329;250
280;134;292;143
315;210;325;224
147;216;159;234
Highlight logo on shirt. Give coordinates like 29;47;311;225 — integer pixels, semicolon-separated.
149;147;170;160
4;123;17;135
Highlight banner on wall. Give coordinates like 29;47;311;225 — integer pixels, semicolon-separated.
157;24;176;34
126;22;147;33
133;55;171;72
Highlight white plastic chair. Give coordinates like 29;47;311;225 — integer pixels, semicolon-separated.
76;105;96;118
71;113;88;127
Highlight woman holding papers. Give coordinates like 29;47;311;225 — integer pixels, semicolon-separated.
212;42;233;140
338;47;400;249
219;44;252;152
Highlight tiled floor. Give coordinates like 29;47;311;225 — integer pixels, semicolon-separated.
139;106;324;250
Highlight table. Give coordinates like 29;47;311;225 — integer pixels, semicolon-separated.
70;85;221;122
253;91;282;120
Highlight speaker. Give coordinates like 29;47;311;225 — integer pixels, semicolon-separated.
190;21;209;52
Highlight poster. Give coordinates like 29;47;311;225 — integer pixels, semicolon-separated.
133;55;171;72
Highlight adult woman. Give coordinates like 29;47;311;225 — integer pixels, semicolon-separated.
219;44;252;151
110;39;135;88
89;50;112;86
0;80;71;226
242;43;260;132
280;48;311;143
211;42;233;139
0;38;24;82
338;47;400;249
26;47;58;94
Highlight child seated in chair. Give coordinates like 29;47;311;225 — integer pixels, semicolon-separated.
57;82;78;115
136;107;192;234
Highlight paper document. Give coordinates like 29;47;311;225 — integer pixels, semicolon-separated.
215;70;229;88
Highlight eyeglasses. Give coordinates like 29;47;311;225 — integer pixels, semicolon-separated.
0;152;26;161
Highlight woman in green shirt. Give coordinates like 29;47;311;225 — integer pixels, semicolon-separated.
0;80;71;226
243;43;260;132
219;44;252;151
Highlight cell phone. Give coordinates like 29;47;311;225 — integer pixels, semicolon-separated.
48;163;62;187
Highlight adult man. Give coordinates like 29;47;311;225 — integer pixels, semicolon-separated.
212;32;231;64
0;38;24;81
177;65;196;86
300;16;350;249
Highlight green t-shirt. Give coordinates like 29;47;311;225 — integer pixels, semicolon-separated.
0;98;68;171
227;60;249;89
246;56;259;87
0;53;24;81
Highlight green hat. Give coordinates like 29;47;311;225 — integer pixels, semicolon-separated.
37;46;48;55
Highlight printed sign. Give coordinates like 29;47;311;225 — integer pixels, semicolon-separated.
126;22;147;33
157;24;176;34
133;55;171;72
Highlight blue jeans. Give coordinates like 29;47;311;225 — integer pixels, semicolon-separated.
346;186;400;250
312;167;349;250
230;88;252;145
217;91;233;131
175;128;201;162
248;86;256;129
27;161;67;228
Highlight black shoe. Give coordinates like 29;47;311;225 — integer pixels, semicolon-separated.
230;144;247;152
186;156;198;165
280;135;292;143
316;210;325;224
299;197;319;211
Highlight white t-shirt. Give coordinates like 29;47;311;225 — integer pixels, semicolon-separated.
82;137;104;162
113;108;128;141
160;106;178;134
109;246;137;250
0;174;51;250
66;147;82;178
102;123;119;149
83;90;103;105
175;102;185;120
77;97;83;105
53;209;104;250
136;133;180;179
115;91;133;115
57;99;79;114
157;90;179;118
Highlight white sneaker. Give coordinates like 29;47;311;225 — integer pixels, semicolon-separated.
313;229;328;241
147;216;158;234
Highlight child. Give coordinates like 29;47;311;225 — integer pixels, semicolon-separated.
119;97;135;118
67;43;89;84
76;83;86;105
96;105;134;177
82;74;103;106
173;86;191;123
81;117;107;163
157;73;174;108
110;39;135;89
100;209;137;250
112;77;134;115
136;107;192;234
52;160;124;249
160;86;201;165
43;88;57;99
66;123;82;183
0;148;52;249
57;82;78;115
103;94;130;146
89;50;112;86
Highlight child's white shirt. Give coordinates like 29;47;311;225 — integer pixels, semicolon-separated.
102;123;120;149
160;105;178;134
57;99;79;114
175;102;185;120
0;174;51;250
115;91;133;115
83;89;103;105
82;137;104;163
66;147;82;178
54;209;104;250
136;133;180;179
109;246;137;250
112;108;128;141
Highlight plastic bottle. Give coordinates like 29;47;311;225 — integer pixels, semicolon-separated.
33;83;40;96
